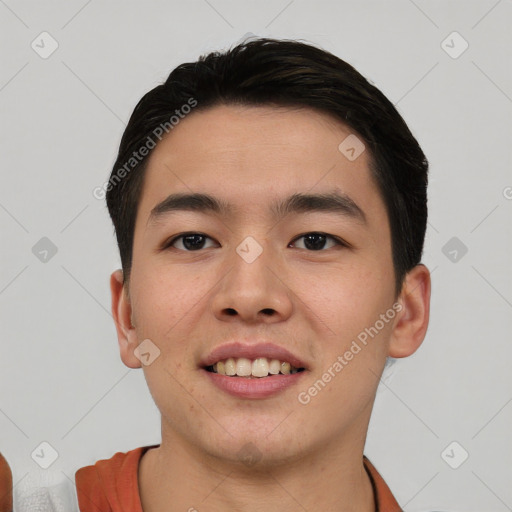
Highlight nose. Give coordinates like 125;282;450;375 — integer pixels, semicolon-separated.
211;240;293;325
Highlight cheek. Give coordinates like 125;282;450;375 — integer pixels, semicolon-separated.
131;265;207;333
300;263;389;335
303;270;395;403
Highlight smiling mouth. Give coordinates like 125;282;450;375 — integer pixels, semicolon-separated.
205;357;305;378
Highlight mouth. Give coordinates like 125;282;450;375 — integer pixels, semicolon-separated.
200;342;308;399
204;357;306;378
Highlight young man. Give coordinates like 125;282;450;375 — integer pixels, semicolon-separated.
77;37;430;511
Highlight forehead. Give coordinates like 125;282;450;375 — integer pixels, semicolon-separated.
136;104;385;225
147;104;360;171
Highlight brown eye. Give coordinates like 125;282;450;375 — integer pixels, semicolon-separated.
166;233;217;251
289;232;344;251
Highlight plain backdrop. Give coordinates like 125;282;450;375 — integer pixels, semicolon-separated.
1;1;511;510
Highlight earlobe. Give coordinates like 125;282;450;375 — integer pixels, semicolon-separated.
110;269;142;369
388;264;431;358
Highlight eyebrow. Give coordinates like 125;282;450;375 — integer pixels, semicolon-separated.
148;191;366;225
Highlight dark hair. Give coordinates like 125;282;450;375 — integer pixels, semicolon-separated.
106;37;428;294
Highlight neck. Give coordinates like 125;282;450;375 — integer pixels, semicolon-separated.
139;427;375;512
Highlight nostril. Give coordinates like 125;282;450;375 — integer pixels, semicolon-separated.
225;308;237;316
261;308;275;316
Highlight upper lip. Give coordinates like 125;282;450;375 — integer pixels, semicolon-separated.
200;342;308;369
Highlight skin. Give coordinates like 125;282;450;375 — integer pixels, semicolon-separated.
0;453;12;512
111;105;430;511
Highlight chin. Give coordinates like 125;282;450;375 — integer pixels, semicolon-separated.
197;423;311;469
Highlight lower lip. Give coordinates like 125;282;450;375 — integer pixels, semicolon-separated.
202;369;306;399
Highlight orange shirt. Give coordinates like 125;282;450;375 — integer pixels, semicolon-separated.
0;453;13;512
75;446;402;512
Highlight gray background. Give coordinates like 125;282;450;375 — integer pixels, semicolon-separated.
1;1;511;510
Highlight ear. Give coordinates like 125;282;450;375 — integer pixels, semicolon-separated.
388;264;431;358
110;269;142;369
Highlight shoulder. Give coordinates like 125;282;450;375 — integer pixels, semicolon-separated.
363;456;403;512
75;445;157;512
363;458;455;512
75;446;146;481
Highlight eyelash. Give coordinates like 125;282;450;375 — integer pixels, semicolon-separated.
162;232;348;252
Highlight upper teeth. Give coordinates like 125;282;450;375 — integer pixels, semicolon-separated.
213;357;301;378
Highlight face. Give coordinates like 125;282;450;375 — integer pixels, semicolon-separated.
115;104;409;467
